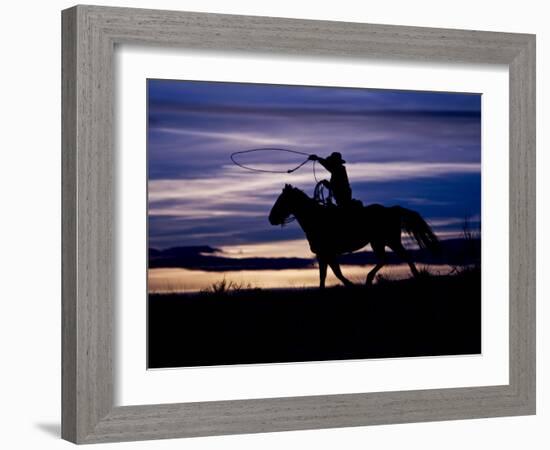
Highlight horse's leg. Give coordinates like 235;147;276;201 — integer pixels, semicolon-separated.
366;243;386;285
327;257;354;287
390;241;420;278
318;256;328;289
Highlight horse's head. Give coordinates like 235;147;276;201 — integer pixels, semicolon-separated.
269;184;296;226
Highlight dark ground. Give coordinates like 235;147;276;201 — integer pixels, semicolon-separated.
148;270;481;368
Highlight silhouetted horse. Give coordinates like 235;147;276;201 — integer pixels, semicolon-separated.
269;184;439;288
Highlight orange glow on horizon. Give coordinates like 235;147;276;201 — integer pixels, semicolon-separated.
148;264;453;294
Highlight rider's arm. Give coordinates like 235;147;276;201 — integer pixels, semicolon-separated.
316;157;331;172
309;155;331;172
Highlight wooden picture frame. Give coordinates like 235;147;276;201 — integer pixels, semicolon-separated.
62;5;536;444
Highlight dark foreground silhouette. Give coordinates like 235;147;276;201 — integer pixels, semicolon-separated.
148;270;480;369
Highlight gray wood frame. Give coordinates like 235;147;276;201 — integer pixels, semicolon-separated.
62;5;536;444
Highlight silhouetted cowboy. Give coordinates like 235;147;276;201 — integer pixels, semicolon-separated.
308;152;353;207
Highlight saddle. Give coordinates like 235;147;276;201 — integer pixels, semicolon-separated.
314;180;363;210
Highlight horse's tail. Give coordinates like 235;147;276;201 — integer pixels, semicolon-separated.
398;207;440;253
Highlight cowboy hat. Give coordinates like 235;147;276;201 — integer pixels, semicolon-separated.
326;152;346;164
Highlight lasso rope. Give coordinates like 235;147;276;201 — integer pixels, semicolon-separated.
230;147;321;185
229;147;331;226
229;148;329;224
230;148;311;174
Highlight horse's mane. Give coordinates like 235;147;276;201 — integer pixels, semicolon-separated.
286;185;316;205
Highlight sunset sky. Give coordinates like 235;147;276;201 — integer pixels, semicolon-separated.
147;79;481;259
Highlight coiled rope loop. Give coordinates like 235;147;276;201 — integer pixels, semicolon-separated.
230;148;311;174
229;147;333;224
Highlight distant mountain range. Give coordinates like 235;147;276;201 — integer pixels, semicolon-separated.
148;238;480;271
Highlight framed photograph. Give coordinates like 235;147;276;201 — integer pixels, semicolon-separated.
62;5;536;444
